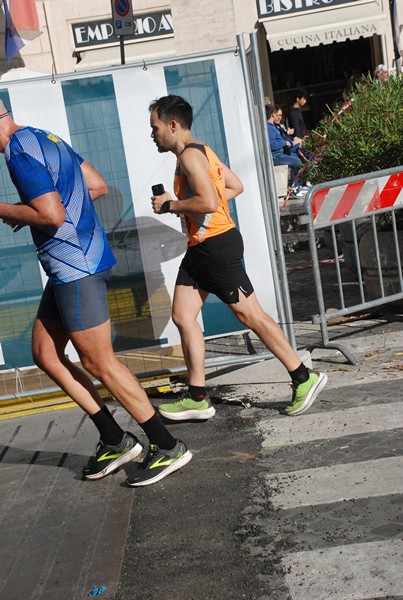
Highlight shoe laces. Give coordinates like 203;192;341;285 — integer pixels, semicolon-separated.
291;375;312;401
290;380;301;403
93;440;106;456
171;392;192;404
142;444;160;468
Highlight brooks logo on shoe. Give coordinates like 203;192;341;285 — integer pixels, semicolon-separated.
150;455;182;469
97;451;122;462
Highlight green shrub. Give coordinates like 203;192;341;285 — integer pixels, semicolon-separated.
304;74;403;184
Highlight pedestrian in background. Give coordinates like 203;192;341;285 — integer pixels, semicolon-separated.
287;88;309;139
0;100;191;487
273;104;303;147
266;103;303;195
273;104;312;192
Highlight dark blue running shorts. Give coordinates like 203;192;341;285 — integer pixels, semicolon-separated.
176;228;254;304
36;268;112;332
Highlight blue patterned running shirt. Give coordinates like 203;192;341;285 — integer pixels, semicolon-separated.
5;126;116;284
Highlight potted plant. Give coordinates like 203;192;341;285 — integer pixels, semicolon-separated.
304;74;403;184
303;74;403;299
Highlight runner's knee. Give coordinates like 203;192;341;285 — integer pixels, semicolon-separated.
80;353;103;379
172;307;195;330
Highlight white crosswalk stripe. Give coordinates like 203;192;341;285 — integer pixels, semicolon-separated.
266;456;403;509
257;400;403;599
258;402;403;447
283;539;403;600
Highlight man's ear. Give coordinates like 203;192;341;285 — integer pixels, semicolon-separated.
168;119;178;133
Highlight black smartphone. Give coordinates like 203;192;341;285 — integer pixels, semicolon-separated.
152;184;165;196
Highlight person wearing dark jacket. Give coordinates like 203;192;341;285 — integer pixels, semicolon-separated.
287;89;308;139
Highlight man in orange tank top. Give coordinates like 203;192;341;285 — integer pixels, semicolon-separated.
149;95;327;421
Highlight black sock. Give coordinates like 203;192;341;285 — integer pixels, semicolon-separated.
188;384;207;401
289;363;309;385
90;408;124;446
140;412;176;450
101;404;115;420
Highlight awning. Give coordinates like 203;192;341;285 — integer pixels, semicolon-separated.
263;13;386;52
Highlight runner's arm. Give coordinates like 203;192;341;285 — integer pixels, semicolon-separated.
221;164;243;201
153;147;218;215
80;160;108;201
0;192;65;230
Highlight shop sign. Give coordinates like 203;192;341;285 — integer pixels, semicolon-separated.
72;10;173;49
258;0;357;18
270;21;381;50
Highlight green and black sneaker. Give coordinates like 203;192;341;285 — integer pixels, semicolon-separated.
126;439;192;487
83;431;143;480
158;393;216;421
284;370;328;416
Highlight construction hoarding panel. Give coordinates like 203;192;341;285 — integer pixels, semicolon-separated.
0;51;276;369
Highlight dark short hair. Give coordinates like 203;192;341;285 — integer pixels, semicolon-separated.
294;88;308;101
149;95;193;129
265;104;275;119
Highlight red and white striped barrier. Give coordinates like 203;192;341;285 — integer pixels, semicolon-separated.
310;171;403;227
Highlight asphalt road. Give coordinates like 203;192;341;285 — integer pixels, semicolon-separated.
113;363;403;600
114;402;265;600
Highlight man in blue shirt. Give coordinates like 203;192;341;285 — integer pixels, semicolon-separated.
266;103;301;190
0;100;191;487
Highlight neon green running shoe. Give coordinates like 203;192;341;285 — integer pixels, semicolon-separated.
284;370;328;416
158;393;216;421
126;439;192;487
83;432;143;480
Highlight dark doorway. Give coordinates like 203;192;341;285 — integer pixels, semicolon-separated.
269;36;374;130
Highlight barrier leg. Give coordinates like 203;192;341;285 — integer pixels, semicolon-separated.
307;341;358;365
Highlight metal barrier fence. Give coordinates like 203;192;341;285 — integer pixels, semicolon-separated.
300;166;403;365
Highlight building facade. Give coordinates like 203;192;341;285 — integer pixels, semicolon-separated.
0;0;400;125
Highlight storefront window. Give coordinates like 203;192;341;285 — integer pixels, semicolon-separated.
269;38;373;128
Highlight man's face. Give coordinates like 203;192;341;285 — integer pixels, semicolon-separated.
297;96;307;107
150;110;173;153
274;110;283;124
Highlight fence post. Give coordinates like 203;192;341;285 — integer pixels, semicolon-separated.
237;32;297;350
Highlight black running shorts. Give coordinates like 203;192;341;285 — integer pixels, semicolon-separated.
176;228;254;304
37;268;112;332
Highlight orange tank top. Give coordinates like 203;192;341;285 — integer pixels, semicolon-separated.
174;143;235;247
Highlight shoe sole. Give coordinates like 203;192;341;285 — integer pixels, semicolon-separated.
84;442;143;480
158;406;216;421
287;372;328;416
126;450;193;487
